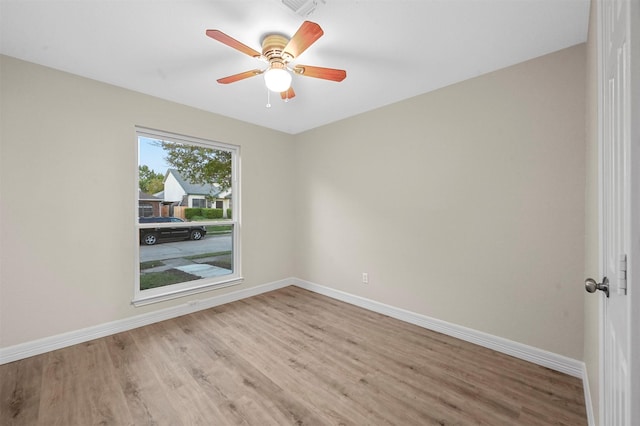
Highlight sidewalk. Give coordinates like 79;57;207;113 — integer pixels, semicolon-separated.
141;256;232;278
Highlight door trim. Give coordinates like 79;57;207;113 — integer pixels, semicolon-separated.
628;0;640;422
596;4;605;425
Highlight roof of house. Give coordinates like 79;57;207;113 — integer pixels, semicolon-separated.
138;190;162;201
165;168;225;198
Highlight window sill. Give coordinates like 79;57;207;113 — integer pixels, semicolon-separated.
132;277;244;307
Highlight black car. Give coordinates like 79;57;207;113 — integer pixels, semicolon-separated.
139;217;207;245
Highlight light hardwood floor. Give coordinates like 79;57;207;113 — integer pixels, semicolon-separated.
1;286;587;425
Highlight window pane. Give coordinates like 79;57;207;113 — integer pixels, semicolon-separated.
139;223;233;290
139;204;153;217
137;132;237;297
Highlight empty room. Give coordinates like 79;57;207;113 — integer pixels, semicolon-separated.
1;0;638;425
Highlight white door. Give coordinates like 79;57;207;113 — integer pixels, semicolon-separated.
593;0;638;424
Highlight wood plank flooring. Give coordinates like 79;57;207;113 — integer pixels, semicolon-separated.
0;286;587;425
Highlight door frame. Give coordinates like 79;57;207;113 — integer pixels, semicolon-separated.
629;0;640;421
596;0;639;424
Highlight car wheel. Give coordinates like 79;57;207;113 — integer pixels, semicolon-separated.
190;229;203;241
143;233;158;245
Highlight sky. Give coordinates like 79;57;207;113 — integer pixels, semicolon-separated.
138;137;171;175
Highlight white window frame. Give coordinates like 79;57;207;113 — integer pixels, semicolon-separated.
133;127;242;306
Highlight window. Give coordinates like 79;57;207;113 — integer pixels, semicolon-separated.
191;198;207;208
138;204;153;217
134;127;241;306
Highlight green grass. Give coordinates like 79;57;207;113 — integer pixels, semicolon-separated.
184;251;232;260
206;225;233;233
140;269;198;290
211;258;232;270
140;260;165;270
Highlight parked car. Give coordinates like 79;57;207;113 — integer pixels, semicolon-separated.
139;217;207;245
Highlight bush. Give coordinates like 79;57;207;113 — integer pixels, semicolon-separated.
186;207;223;220
184;208;202;220
202;208;224;219
226;208;232;219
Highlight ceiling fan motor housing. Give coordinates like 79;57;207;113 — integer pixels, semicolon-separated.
262;34;291;62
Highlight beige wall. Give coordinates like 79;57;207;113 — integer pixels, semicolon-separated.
0;55;295;347
583;0;600;421
1;45;588;362
294;45;587;359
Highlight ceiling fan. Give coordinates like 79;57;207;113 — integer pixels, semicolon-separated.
206;21;346;101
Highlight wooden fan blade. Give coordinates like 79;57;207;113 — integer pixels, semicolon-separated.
280;87;296;100
206;29;262;58
293;65;346;82
283;21;323;60
217;69;263;84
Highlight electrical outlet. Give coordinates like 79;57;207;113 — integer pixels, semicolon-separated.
362;272;369;284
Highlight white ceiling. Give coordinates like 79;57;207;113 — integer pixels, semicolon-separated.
0;0;590;134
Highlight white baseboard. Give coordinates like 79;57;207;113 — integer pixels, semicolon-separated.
1;276;587;385
293;278;585;378
0;278;292;365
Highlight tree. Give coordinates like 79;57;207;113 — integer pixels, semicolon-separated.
160;141;232;193
138;165;164;194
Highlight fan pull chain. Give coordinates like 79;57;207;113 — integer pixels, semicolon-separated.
266;88;271;108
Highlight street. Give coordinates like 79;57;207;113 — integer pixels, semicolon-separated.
139;233;232;262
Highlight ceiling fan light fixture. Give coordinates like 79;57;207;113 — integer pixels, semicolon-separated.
264;67;292;92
